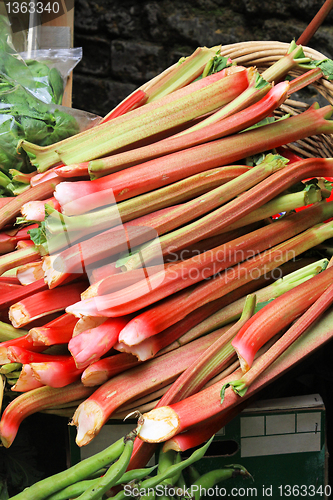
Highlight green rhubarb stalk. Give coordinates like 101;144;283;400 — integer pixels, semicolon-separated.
159;295;256;405
261;41;312;83
160;258;328;352
174;41;308;136
0;176;62;231
20;68;251;172
46;165;251;237
0;245;40;276
142;45;222;102
0;321;28;342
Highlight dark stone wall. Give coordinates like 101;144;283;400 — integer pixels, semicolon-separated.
71;0;333;116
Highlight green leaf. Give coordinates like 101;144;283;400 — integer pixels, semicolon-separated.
315;58;333;80
28;221;47;246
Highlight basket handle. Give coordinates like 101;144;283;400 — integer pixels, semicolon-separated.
297;0;333;46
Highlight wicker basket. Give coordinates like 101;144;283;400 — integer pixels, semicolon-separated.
219;41;333;159
40;42;333;421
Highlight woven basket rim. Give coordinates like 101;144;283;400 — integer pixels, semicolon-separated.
219;41;333;159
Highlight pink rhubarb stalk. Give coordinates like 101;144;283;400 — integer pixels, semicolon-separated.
68;316;132;369
81;353;140;387
8;281;87;328
28;313;78;346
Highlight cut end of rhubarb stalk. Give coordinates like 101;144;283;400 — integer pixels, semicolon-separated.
231;338;252;374
72;401;104;446
72;315;107;337
8;303;29;329
137;406;180;443
42;255;66;288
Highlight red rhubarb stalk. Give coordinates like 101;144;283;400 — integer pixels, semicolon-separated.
113;305;232;362
68;316;132;369
0;335;47;364
137;304;333;443
0;279;48;311
98;215;333;345
6;346;74;364
71;327;228;446
30;356;85;388
67;199;333;322
101;90;148;122
81;353;140;387
54;103;333;208
231;265;333;373
28;313;78;346
8;281;87;328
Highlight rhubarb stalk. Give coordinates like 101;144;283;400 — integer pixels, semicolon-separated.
137;303;333;443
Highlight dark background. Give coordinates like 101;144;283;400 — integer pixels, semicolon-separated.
71;0;333;116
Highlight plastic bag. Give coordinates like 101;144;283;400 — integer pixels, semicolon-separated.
0;77;100;174
19;48;83;104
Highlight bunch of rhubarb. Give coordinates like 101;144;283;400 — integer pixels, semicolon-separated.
1;41;333;480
